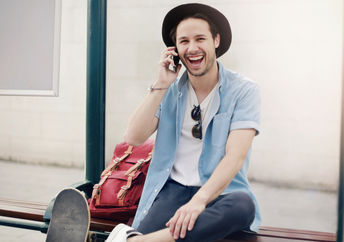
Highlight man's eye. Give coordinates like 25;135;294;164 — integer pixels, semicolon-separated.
197;38;205;41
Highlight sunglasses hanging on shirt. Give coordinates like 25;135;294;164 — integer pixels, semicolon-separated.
191;105;202;139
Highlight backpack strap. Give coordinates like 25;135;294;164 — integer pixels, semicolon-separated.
101;145;134;177
117;150;153;206
91;145;133;205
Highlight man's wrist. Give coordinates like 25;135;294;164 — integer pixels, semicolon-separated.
192;190;209;206
148;84;169;92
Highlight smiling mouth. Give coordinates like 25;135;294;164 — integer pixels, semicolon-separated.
186;55;204;68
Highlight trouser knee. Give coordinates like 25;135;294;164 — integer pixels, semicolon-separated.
223;191;255;227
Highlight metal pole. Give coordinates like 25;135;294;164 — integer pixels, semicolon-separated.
338;93;344;242
86;0;107;184
0;218;48;233
337;2;344;240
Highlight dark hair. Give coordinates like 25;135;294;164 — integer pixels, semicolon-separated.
169;13;219;45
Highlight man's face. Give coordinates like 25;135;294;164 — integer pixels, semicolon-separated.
175;18;220;77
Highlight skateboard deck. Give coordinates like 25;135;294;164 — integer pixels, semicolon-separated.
46;188;90;242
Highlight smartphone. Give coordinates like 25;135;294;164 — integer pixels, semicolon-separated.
173;47;180;72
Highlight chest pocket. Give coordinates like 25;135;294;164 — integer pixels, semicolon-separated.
211;113;231;147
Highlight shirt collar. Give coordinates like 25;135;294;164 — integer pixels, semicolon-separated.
177;70;188;92
217;62;224;91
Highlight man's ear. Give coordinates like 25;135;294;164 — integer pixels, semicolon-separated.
214;34;220;48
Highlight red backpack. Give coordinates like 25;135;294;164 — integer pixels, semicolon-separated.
88;139;154;224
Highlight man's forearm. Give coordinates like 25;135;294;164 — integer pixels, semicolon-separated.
191;129;256;205
125;47;181;146
124;90;166;146
191;154;244;206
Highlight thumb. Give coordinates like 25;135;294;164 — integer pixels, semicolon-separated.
175;64;182;74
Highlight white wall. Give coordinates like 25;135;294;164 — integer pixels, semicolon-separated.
0;0;87;167
0;0;342;191
225;0;343;191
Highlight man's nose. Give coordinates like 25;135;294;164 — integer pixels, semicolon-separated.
188;41;199;53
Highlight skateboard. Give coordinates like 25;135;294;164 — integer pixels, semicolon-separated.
46;188;90;242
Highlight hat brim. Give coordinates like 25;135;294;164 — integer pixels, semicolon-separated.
162;3;231;58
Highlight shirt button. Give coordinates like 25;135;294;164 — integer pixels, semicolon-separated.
166;168;169;172
143;210;147;214
154;189;158;193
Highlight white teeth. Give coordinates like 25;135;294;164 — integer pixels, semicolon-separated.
188;56;203;61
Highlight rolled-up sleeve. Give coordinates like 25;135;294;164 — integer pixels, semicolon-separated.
155;104;161;119
230;83;261;135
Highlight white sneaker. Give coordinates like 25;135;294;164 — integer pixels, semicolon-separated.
106;223;142;242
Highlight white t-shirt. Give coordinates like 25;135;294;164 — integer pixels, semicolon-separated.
170;81;219;186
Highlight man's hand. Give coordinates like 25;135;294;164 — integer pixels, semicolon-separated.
165;197;206;240
155;47;181;88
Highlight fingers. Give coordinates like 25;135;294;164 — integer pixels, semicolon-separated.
166;211;178;237
180;214;191;238
166;208;199;240
163;46;178;58
173;213;185;239
166;211;186;240
159;57;174;69
188;212;198;231
160;47;179;69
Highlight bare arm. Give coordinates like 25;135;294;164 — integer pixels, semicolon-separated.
124;47;181;145
166;129;256;239
124;90;164;146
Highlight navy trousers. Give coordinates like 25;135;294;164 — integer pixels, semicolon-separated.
137;179;255;242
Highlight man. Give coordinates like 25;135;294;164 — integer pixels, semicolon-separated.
107;3;261;242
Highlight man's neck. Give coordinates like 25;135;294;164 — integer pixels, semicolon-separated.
188;62;219;104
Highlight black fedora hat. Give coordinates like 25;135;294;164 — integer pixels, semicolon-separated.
162;3;231;58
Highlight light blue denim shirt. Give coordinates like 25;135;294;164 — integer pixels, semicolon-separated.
132;62;261;232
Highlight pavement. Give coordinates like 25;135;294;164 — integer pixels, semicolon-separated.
0;160;338;241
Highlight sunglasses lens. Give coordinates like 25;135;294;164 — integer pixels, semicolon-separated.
191;105;202;139
191;105;201;121
192;123;202;139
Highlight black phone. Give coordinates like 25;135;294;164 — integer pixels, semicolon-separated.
173;47;180;72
